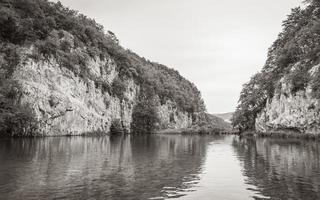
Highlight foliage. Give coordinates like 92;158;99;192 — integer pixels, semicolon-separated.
311;69;320;99
0;102;38;136
111;77;126;100
0;82;38;136
288;64;310;94
131;98;159;134
110;119;124;134
0;43;21;77
232;73;268;131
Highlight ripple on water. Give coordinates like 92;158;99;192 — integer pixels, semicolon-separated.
0;135;320;200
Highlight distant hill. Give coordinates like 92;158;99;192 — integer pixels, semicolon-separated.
213;112;233;123
206;114;232;130
195;113;232;131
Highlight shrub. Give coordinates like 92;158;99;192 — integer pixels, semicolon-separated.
0;83;38;136
110;119;124;134
288;66;310;94
111;77;126;100
0;44;20;77
311;70;320;98
131;98;159;134
0;102;38;137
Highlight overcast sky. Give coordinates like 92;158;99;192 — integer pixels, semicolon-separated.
54;0;302;113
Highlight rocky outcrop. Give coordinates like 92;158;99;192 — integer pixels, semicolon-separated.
1;48;198;136
157;100;193;129
4;51;137;135
255;64;320;134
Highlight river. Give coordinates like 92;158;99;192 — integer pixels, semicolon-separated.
0;134;319;200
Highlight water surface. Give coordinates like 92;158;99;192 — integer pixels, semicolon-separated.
0;134;320;200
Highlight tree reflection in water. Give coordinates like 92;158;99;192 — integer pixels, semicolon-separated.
232;137;320;200
0;134;212;200
1;135;320;200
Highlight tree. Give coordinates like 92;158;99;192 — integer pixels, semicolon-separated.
107;31;119;44
131;99;159;134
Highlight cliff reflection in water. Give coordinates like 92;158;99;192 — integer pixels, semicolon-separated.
0;135;211;200
232;137;320;200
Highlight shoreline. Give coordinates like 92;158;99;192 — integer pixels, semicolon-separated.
156;127;238;135
2;128;320;140
240;130;320;140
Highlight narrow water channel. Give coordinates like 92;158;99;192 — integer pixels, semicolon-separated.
0;134;319;200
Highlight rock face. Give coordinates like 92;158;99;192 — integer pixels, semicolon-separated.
2;50;194;136
256;65;320;134
157;100;193;129
8;53;136;135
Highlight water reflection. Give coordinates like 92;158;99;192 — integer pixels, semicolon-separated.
0;135;212;200
232;137;320;200
1;135;320;200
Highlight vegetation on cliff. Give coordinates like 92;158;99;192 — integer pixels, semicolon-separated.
232;0;320;131
0;0;208;134
0;80;38;136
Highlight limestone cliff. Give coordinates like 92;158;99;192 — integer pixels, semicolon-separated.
256;64;320;134
0;47;194;135
157;100;193;129
233;1;320;135
4;49;137;135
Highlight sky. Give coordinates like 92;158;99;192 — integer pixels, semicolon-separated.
54;0;302;113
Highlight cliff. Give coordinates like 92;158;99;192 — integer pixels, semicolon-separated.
0;0;224;136
233;1;320;135
1;48;140;136
255;65;320;134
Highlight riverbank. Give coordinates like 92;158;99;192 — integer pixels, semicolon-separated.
158;127;320;140
240;131;320;140
156;127;239;135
